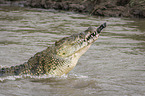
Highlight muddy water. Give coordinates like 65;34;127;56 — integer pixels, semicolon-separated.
0;6;145;96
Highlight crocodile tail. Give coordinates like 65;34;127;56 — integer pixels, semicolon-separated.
0;62;28;77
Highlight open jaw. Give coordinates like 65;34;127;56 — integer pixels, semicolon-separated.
85;22;107;43
54;23;107;57
73;23;106;55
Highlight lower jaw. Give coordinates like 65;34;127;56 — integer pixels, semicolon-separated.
88;35;99;44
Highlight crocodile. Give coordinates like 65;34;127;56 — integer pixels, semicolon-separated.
0;23;106;77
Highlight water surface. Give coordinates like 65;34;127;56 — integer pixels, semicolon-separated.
0;6;145;96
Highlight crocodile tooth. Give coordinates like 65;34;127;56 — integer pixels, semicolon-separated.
93;32;96;36
84;39;87;42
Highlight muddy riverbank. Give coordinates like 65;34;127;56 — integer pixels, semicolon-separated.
0;0;145;18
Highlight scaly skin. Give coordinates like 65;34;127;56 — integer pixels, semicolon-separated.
0;23;106;77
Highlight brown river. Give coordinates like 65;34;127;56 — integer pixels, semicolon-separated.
0;6;145;96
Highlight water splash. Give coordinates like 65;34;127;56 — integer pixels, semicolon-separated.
0;73;89;82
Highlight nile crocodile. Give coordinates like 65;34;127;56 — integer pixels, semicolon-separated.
0;23;106;77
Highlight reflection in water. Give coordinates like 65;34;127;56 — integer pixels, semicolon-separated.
0;6;145;96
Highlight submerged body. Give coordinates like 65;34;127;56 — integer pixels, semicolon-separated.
0;23;106;77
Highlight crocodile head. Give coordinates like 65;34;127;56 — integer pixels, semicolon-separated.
54;23;106;59
45;23;106;76
44;23;107;76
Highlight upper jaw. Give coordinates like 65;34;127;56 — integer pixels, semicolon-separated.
83;22;106;44
55;23;106;47
54;23;106;56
